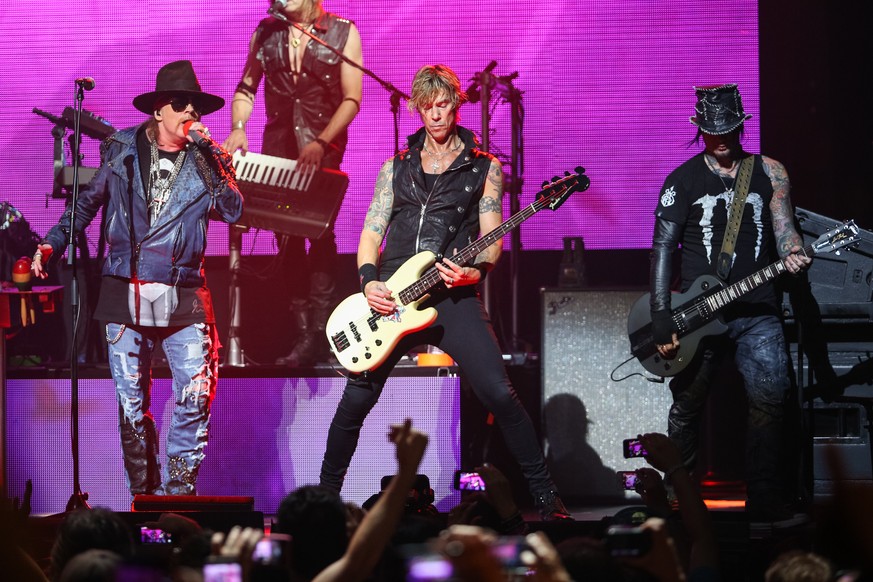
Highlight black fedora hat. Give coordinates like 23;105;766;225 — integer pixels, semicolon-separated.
133;60;225;116
689;84;752;135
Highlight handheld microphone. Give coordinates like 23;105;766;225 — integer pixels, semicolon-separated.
183;120;212;147
183;121;233;172
75;77;96;91
268;0;287;14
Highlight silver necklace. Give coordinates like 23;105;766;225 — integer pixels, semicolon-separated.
149;139;186;222
707;156;737;195
422;137;463;173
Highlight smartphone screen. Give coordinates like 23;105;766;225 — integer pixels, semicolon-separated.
407;554;453;581
203;561;242;582
605;525;652;557
140;526;173;544
618;470;638;490
491;537;532;574
622;438;647;458
453;471;486;491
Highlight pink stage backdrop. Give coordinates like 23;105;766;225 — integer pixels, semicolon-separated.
3;0;758;256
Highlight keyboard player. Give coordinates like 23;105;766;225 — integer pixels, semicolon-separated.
222;0;363;367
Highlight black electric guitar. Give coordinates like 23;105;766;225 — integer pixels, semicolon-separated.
327;167;590;373
627;220;860;377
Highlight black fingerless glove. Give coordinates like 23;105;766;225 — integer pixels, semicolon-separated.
651;309;676;345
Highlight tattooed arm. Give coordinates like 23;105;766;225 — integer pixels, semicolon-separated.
359;159;396;313
475;157;505;269
359;159;394;268
763;155;811;273
435;157;504;287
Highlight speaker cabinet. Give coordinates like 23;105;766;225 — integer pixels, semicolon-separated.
805;348;873;496
541;289;673;502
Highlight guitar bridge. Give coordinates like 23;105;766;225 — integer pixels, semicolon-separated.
330;330;350;353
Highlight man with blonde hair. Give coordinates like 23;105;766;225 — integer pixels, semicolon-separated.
319;64;571;520
224;0;363;367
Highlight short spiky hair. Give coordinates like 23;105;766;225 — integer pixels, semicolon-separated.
408;64;468;112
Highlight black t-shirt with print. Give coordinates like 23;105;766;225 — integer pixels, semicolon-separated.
654;153;780;312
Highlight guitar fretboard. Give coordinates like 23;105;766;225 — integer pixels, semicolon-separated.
702;241;816;313
397;196;552;305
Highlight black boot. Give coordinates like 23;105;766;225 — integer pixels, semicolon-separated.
276;308;318;367
534;490;574;521
119;411;162;495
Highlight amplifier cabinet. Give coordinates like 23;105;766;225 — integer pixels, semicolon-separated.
802;347;873;496
541;289;673;501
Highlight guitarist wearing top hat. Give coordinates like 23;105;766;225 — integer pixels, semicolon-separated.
650;84;811;523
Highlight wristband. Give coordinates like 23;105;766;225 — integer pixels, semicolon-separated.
314;137;330;150
474;264;488;283
359;263;378;293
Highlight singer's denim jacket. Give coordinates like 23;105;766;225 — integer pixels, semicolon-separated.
44;124;243;287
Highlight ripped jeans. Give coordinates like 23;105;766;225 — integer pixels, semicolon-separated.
667;314;790;504
106;322;218;496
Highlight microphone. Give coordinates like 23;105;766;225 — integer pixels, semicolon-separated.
75;77;95;91
466;61;498;103
268;0;287;14
183;120;215;147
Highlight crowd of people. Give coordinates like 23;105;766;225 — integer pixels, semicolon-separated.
14;1;853;581
4;420;872;581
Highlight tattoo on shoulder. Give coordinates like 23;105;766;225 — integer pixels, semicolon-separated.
364;161;394;236
763;157;789;198
479;195;502;214
487;160;504;191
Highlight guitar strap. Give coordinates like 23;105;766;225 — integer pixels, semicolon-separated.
716;155;755;281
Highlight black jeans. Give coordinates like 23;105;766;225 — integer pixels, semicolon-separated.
320;287;556;497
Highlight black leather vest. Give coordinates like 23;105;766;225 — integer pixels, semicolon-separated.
380;126;495;278
255;12;351;157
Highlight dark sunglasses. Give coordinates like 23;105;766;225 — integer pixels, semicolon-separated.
164;96;201;115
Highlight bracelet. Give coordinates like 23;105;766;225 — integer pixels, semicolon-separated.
231;120;246;131
473;264;488;283
342;96;361;110
359;263;378;293
314;137;330;150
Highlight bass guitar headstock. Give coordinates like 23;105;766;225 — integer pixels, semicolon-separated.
537;166;590;211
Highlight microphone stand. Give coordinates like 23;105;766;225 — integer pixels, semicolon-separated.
468;63;526;354
64;81;91;511
267;7;409;153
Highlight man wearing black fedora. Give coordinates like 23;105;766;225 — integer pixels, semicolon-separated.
32;60;243;497
648;84;811;522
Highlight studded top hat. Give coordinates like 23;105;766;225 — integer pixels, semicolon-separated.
133;60;225;116
689;84;752;135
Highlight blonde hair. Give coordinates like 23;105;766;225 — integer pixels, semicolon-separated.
408;65;467;113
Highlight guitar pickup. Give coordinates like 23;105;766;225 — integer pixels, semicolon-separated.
330;331;350;353
349;322;362;343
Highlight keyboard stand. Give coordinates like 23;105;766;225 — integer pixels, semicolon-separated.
226;224;249;367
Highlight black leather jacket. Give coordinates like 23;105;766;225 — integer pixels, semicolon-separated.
380;126;495;279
